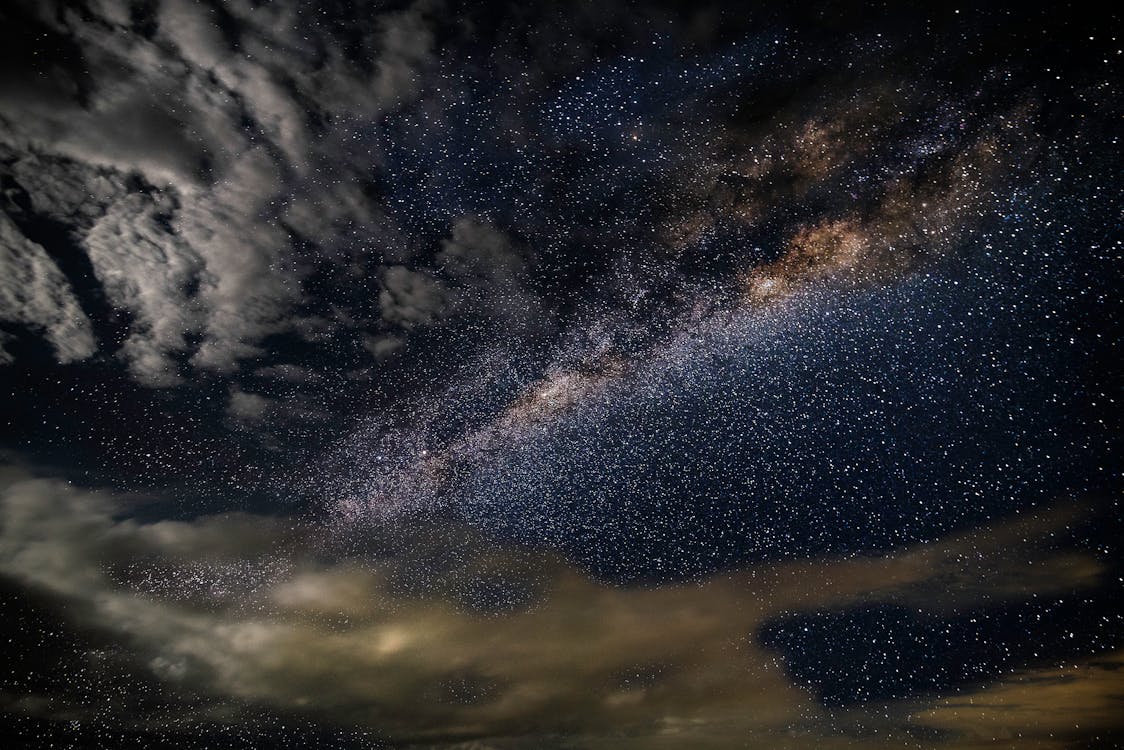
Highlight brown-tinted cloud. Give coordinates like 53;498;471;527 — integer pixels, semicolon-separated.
0;468;1115;748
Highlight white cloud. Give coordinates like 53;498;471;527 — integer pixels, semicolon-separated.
0;211;96;363
0;0;481;383
177;148;301;373
84;192;202;386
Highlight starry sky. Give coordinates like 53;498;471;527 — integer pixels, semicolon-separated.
0;1;1121;748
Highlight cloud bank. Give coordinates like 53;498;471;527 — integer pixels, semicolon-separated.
0;469;1117;747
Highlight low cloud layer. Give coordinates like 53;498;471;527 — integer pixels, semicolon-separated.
0;469;1117;747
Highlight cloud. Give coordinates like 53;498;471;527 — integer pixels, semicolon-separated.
0;0;448;383
83;191;202;386
177;148;301;373
437;216;551;335
227;388;275;423
0;141;303;380
372;1;439;109
371;217;551;338
0;211;96;363
0;0;296;378
0;2;213;191
912;652;1124;747
361;333;405;359
0;469;1115;748
156;0;310;169
379;265;449;329
0;0;465;383
282;181;404;260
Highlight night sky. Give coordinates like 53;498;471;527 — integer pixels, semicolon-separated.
0;1;1121;748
